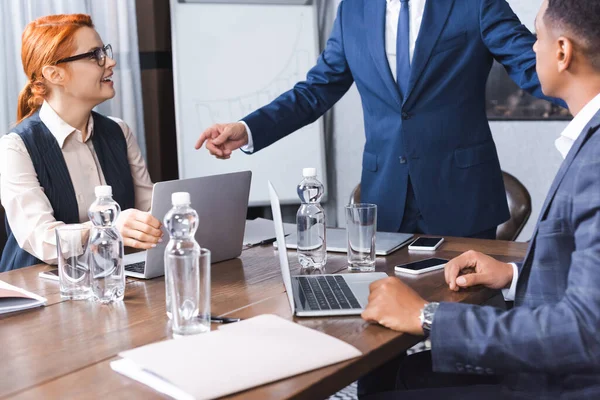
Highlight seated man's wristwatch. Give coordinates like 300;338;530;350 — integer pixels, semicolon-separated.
419;302;440;337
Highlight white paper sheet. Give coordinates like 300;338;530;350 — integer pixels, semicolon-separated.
111;314;362;400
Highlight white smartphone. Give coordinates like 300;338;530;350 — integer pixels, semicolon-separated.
407;237;445;251
394;258;448;275
38;269;59;281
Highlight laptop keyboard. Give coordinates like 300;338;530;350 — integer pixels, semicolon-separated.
297;275;362;311
125;261;145;274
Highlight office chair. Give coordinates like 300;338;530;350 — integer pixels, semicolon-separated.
496;171;532;241
348;171;532;241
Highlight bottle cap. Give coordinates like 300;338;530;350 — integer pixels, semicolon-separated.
172;192;191;206
302;168;317;178
95;185;112;197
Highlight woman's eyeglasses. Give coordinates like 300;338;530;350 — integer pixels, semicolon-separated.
55;44;113;67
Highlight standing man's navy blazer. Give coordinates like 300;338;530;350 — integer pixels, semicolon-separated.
243;0;558;235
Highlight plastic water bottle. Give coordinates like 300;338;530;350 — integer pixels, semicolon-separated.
296;168;327;269
87;186;125;303
164;192;200;320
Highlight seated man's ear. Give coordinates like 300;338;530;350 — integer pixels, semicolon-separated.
556;36;574;74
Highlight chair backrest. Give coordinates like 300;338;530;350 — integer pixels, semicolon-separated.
496;171;532;241
348;171;531;241
0;203;7;257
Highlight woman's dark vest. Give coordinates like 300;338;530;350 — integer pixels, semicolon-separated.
0;111;135;272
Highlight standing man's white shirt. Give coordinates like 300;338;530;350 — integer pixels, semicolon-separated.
385;0;426;81
242;0;427;152
503;92;600;301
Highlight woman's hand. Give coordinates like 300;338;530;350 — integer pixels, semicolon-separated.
116;209;163;249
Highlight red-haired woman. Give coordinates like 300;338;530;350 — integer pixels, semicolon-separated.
0;14;162;271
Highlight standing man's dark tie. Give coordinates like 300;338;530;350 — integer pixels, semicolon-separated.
397;0;411;99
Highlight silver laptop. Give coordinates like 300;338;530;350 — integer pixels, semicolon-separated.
124;171;252;279
281;228;413;256
269;181;387;317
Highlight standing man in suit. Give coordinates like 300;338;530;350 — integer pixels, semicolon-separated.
196;0;561;238
360;0;600;397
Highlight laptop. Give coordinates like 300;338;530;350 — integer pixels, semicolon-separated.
123;171;252;279
269;181;388;317
280;228;413;256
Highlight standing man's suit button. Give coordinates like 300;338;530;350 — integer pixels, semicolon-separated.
399;156;407;164
401;111;412;120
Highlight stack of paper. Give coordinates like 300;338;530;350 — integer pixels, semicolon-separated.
111;314;362;400
0;280;47;315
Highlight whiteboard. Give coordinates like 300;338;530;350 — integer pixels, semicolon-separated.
170;0;327;205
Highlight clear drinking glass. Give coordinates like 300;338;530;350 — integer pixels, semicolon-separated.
345;204;377;272
56;224;91;300
167;248;211;337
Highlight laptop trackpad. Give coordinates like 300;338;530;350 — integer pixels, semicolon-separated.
347;283;371;308
345;272;387;308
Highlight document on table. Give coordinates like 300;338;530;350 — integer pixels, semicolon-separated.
244;217;295;247
0;280;47;315
111;314;362;400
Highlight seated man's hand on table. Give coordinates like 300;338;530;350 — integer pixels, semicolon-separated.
444;250;514;291
362;277;428;335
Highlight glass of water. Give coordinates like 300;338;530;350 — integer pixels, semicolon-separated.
345;204;377;272
167;248;211;337
56;224;91;300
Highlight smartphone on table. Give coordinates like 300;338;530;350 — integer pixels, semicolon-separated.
38;269;59;281
407;237;444;251
394;258;448;275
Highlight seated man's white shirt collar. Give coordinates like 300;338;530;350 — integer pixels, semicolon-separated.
555;92;600;159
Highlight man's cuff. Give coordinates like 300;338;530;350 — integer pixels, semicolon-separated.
239;121;254;153
501;263;519;301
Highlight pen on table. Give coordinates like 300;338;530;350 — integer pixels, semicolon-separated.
257;237;277;246
210;315;241;324
243;237;278;249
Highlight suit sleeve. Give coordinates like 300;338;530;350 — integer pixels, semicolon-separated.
430;130;600;375
241;1;354;152
479;0;565;108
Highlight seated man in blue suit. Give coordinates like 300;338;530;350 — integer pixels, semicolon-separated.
360;1;600;398
196;0;562;239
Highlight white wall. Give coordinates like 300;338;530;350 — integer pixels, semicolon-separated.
328;0;565;242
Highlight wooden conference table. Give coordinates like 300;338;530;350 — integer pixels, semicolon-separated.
0;236;527;400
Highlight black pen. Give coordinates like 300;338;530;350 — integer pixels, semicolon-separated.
243;237;277;249
210;315;241;324
257;237;277;246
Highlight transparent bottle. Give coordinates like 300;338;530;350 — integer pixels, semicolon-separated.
296;168;327;269
87;185;125;303
164;192;204;323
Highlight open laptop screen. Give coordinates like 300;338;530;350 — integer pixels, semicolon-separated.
268;181;296;314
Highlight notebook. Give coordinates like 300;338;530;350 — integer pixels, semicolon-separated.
110;314;361;400
0;280;47;315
